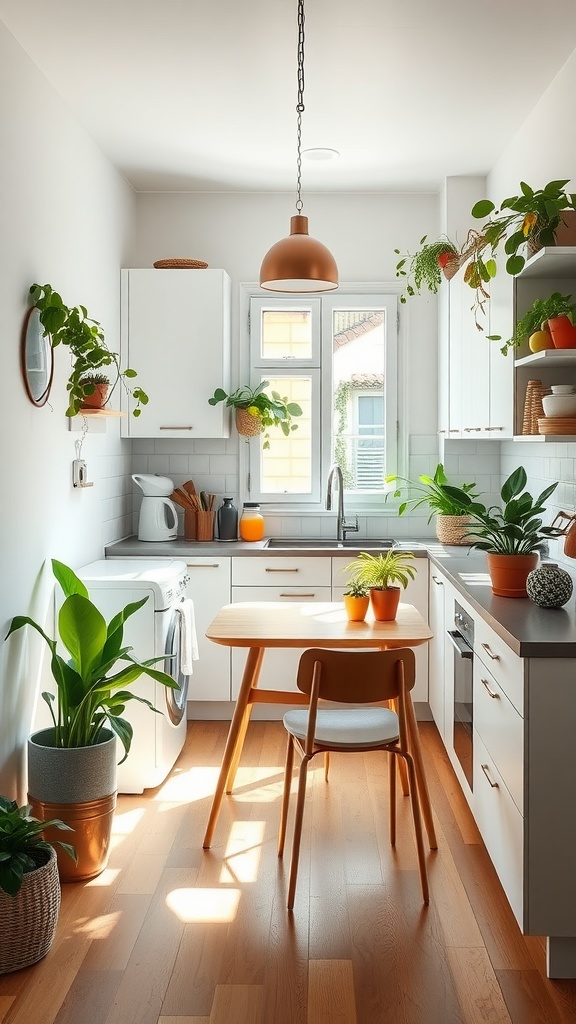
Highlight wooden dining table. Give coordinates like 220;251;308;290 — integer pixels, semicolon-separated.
202;600;436;850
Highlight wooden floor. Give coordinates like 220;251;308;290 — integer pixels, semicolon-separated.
2;720;576;1024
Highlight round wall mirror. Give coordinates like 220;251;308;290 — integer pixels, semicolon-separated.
21;307;54;406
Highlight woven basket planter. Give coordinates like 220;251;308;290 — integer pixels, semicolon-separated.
435;514;473;546
235;408;263;437
0;847;60;973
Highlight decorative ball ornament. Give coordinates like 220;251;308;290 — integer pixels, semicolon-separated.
526;562;573;608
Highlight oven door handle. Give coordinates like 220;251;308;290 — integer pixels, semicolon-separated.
447;630;474;659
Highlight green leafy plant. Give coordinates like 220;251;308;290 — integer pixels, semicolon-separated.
79;372;111;387
502;291;576;355
441;467;562;554
342;578;369;598
394;236;459;303
208;381;303;449
385;463;480;520
343;549;417;591
0;796;76;896
29;284;149;418
5;559;178;763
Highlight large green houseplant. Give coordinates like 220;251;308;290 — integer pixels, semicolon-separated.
442;466;562;596
5;559;178;880
385;463;479;545
208;381;303;449
29;283;149;417
343;549;416;621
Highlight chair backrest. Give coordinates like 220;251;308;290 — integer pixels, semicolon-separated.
296;648;416;705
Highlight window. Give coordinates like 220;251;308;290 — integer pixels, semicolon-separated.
246;290;397;509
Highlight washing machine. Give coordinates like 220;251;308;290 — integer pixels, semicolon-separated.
76;559;196;793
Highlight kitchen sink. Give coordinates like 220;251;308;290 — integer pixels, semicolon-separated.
264;538;396;550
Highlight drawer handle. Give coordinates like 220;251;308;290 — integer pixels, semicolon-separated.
265;567;299;573
279;592;316;598
431;576;444;586
480;763;499;788
159;426;194;430
481;643;500;661
186;563;220;568
481;677;500;699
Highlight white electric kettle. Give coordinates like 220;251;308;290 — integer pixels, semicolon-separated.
132;474;178;541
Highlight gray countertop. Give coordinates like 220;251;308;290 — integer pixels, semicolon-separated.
105;537;576;658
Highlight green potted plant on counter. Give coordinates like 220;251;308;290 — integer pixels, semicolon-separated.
343;549;416;621
385;463;479;545
442;466;562;597
4;559;177;881
208;381;303;449
0;796;75;972
29;283;149;417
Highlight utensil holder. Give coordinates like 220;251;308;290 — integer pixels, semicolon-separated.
184;510;197;540
195;510;215;542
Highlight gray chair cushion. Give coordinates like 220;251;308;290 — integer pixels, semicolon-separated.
283;706;399;749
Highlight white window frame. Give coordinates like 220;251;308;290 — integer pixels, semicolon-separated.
239;284;399;514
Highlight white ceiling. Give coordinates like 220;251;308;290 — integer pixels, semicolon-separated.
2;0;576;193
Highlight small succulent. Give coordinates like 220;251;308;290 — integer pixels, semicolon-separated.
343;578;369;598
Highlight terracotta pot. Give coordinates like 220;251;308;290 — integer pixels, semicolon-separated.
547;315;576;350
343;594;370;622
369;586;401;621
486;552;538;598
80;383;109;410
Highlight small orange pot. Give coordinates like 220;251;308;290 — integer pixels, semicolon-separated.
369;587;401;621
487;553;538;598
548;315;576;349
80;383;110;410
344;594;370;622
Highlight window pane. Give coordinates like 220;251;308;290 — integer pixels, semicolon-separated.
260;376;312;494
261;310;312;360
333;310;385;493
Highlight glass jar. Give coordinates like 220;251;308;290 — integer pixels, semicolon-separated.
239;502;265;542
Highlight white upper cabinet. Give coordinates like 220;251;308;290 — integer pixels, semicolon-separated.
120;268;231;438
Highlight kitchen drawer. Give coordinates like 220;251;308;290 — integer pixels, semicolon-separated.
474;617;525;716
473;729;524;928
474;660;524;814
232;556;331;588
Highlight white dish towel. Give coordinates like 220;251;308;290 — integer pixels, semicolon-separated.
176;598;199;675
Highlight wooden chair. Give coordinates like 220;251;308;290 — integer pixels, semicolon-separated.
277;647;430;909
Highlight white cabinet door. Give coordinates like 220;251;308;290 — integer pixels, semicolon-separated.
120;269;231;438
428;568;446;732
185;557;231;701
331;557;429;703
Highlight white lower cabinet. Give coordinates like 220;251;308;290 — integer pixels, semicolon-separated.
428;569;446;734
185;557;231;701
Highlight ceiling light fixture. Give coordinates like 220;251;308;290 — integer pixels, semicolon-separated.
302;148;340;161
259;0;338;293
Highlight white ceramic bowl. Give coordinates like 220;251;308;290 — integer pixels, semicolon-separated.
542;393;576;417
551;384;576;395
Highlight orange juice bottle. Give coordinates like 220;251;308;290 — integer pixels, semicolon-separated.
239;502;265;541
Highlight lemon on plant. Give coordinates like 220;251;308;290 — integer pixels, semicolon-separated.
246;405;261;418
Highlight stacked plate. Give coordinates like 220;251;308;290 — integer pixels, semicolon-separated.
539;384;576;433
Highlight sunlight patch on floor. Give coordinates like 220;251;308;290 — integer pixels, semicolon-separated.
112;807;146;834
231;765;284;803
73;909;122;939
220;821;265;883
154;765;220;802
166;887;241;922
85;867;121;887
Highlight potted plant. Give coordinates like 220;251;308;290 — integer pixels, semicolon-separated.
4;559;178;881
29;283;149;418
385;464;479;545
342;578;370;622
78;372;111;410
394;236;460;304
208;381;303;449
442;467;563;597
343;549;417;621
0;796;75;973
500;291;576;355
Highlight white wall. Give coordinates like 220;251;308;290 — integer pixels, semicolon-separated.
0;22;136;800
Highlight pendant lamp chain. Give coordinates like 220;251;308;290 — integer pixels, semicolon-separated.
295;0;305;215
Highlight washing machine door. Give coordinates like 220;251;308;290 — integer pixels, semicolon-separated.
163;600;190;725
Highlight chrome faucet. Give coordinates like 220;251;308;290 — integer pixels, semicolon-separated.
326;464;359;543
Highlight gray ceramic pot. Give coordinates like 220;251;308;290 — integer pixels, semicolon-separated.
27;728;117;804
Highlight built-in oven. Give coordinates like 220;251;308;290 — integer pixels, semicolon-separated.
447;600;474;790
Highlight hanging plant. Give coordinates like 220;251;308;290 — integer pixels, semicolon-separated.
208;381;302;450
394;236;460;303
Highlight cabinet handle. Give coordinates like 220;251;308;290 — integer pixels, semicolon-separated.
438;430;446;434
160;425;194;431
279;592;316;598
485;426;504;431
265;567;299;573
481;677;500;699
464;427;482;432
481;642;500;661
431;576;444;586
480;763;499;788
186;563;220;568
449;429;460;433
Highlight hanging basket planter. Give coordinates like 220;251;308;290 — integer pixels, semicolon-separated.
235;408;263;437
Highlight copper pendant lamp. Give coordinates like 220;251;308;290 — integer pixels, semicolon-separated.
259;0;338;293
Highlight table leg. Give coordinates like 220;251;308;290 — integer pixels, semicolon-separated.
405;692;437;850
203;646;263;849
225;648;265;792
